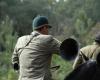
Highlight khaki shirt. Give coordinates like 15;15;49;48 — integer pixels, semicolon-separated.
12;31;61;80
73;43;100;69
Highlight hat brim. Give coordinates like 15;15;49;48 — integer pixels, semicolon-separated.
48;25;52;28
33;24;52;30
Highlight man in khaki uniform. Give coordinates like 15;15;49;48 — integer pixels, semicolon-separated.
12;16;61;80
73;33;100;69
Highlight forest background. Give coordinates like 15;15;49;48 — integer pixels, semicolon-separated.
0;0;100;80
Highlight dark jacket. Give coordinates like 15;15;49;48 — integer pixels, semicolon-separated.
65;60;100;80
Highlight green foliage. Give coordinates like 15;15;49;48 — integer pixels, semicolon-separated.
73;9;95;46
0;16;18;80
52;54;73;80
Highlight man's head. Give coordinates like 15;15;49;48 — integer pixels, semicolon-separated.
32;16;52;34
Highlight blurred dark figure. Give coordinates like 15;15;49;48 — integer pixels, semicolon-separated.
64;53;100;80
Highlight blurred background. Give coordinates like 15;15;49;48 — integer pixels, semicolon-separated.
0;0;100;80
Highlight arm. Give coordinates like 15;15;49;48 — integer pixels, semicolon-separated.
12;43;19;70
50;37;61;55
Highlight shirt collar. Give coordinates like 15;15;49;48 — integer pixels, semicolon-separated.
31;31;41;36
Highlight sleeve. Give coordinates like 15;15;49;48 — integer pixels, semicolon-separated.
49;37;61;54
12;45;19;65
73;51;84;69
12;36;27;65
12;40;19;70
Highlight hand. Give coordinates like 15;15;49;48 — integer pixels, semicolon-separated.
13;63;19;70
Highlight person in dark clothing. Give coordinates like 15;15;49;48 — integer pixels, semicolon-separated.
64;52;100;80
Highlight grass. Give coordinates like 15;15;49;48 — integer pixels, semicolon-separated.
52;54;73;80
